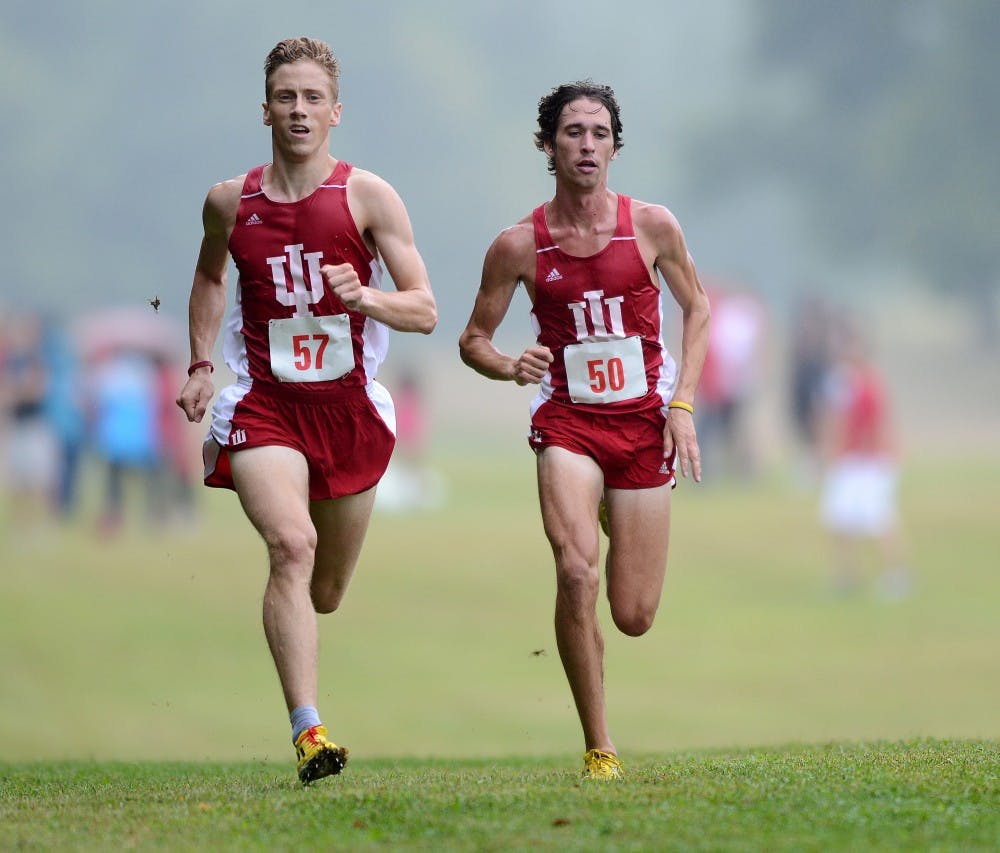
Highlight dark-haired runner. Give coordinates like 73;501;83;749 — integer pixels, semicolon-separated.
459;81;709;779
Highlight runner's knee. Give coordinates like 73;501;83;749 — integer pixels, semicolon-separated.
610;599;656;637
310;577;347;614
555;556;600;610
607;555;660;635
263;525;317;576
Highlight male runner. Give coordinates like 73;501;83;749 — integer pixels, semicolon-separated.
458;81;709;779
176;37;436;784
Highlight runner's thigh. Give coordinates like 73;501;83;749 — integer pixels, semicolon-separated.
309;486;378;584
604;484;672;606
229;445;312;544
537;446;604;572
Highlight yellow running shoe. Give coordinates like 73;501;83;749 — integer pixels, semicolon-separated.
582;748;624;780
294;725;348;784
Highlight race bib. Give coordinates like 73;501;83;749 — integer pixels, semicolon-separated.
564;336;646;404
268;314;354;383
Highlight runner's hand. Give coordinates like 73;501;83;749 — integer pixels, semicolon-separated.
177;373;214;424
664;409;702;483
513;346;553;385
322;263;366;312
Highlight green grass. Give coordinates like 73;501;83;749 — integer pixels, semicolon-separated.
1;447;998;847
1;740;996;850
1;448;997;762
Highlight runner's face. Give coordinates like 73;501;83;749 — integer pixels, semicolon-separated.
548;98;616;187
263;60;341;160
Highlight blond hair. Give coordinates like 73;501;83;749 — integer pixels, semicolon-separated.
264;37;340;100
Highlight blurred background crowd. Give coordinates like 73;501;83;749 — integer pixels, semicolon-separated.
1;280;913;601
0;307;196;540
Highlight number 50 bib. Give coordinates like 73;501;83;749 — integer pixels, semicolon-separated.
268;314;354;383
563;336;647;404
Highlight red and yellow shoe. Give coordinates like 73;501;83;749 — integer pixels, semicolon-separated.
294;725;348;784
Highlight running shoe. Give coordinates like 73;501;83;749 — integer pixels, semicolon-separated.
294;725;348;784
582;748;624;780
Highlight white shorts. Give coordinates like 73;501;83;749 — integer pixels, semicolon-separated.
820;455;898;537
4;419;58;491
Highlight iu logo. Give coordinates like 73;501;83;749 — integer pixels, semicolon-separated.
568;289;626;341
267;244;324;317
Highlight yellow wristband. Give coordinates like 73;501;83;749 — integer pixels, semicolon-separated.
667;400;695;415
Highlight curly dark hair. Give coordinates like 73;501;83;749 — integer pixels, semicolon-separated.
534;81;624;175
264;37;340;101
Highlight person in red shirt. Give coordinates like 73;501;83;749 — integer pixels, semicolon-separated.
459;81;710;779
176;37;436;783
819;321;911;599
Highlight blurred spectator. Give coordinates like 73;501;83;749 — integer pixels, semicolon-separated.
395;370;429;464
818;318;911;600
696;283;766;481
788;294;834;488
89;349;162;537
152;354;197;527
376;369;445;512
41;319;86;518
73;307;189;536
1;312;58;535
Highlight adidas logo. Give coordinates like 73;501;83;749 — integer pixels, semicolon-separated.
545;268;563;283
245;213;262;226
659;461;671;474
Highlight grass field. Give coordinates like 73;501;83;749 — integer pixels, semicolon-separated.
2;448;998;761
2;740;997;850
1;447;998;847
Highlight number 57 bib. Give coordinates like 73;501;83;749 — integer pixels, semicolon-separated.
563;336;647;404
268;314;354;383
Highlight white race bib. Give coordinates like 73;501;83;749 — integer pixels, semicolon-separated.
563;336;647;404
268;314;354;383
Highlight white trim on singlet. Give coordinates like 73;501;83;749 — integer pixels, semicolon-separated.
221;280;250;381
654;293;678;413
365;379;397;436
242;180;345;200
361;258;389;383
537;236;634;253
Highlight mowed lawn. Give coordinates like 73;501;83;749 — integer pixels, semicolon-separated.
1;447;998;766
2;740;997;850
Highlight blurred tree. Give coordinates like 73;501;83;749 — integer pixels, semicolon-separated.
689;0;999;342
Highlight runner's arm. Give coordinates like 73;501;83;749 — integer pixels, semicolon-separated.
176;182;237;423
458;226;552;385
646;205;711;481
326;171;436;334
650;209;710;406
